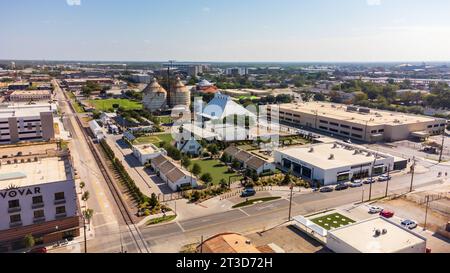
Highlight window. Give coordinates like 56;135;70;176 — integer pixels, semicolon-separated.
55;192;65;200
32;196;43;204
340;124;350;129
427;125;433;128
352;127;363;132
330;122;339;127
340;131;350;135
56;206;66;215
10;214;21;223
433;124;439;127
8;200;20;209
371;130;377;134
34;210;45;219
330;128;338;133
378;129;385;133
319;126;328;130
319;120;328;124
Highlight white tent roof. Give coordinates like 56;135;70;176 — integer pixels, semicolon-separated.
200;93;256;120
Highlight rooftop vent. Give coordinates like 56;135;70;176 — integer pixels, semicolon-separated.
333;143;338;148
329;154;335;160
382;229;387;235
309;147;314;153
366;152;372;157
374;229;381;237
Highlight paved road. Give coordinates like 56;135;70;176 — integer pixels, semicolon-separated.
53;80;142;253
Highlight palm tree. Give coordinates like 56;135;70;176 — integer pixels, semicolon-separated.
23;234;35;250
83;209;94;231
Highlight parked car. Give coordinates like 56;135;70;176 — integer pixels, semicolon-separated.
335;184;349;191
350;180;363;188
401;219;418;229
28;247;47;253
380;209;395;218
363;178;376;184
241;188;256;197
319;186;334;193
377;175;391;182
368;206;383;214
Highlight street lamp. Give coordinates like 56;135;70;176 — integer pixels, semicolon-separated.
288;183;294;221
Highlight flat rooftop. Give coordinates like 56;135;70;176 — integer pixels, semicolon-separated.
11;90;51;95
0;103;56;119
133;143;160;155
0;157;71;190
275;102;444;126
328;217;426;253
277;142;390;170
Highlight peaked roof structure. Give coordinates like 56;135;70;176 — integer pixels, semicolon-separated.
143;78;167;94
200;93;256;120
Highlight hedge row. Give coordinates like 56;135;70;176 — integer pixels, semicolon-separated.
99;140;149;205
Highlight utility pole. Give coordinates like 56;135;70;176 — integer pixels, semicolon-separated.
288;183;294;221
83;219;87;253
385;164;391;198
368;153;378;201
439;129;445;163
424;195;430;231
410;157;416;193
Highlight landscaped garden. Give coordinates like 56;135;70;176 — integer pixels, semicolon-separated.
87;99;143;112
133;133;174;146
191;159;242;185
310;213;355;230
232;196;281;209
157;116;173;124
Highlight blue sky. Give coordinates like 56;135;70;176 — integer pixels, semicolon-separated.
1;0;450;62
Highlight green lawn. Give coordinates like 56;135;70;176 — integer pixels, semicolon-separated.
133;133;174;146
191;159;243;185
232;197;281;209
146;215;176;225
310;213;355;231
158;116;173;124
87;99;142;111
67;92;85;113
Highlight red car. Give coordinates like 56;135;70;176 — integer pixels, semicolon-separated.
380;210;394;218
28;247;47;253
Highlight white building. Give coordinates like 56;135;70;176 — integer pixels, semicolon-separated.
0;103;56;144
151;155;197;191
100;112;117;125
176;138;202;156
224;146;275;175
88;120;104;141
327;217;427;253
0;149;80;251
131;143;167;165
130;74;151;84
274;142;396;186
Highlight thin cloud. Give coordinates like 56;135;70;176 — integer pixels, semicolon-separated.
367;0;381;6
66;0;81;6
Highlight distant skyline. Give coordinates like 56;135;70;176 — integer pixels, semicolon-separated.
1;0;450;62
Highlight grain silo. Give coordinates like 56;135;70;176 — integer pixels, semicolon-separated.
142;78;167;112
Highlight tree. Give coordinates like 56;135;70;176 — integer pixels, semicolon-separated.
24;234;35;249
181;155;191;170
313;93;325;101
219;179;228;189
200;173;213;185
353;91;368;103
81;191;90;202
282;172;292;185
192;163;202;177
83;209;94;227
149;193;159;208
207;144;219;158
232;159;241;169
221;153;230;163
79;181;86;190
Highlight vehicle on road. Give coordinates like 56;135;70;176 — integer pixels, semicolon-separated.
368;206;383;214
380;209;395;218
335;184;349;191
349;180;363;187
241;188;256;197
377;175;391;182
401;219;418;229
319;186;334;193
28;247;47;253
363;178;376;184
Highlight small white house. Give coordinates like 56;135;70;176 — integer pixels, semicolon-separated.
224;146;275;175
151;155;197;191
176;138;202;156
132;143;167;165
89;120;105;141
100;112;117;124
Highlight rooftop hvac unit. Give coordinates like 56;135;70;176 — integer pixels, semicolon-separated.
329;154;335;160
382;229;387;235
374;229;381;237
347;106;358;112
359;108;371;114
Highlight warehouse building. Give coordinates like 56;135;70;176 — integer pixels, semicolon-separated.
0;147;80;252
326;217;427;253
0;104;56;144
151;155;197;191
274;142;398;186
267;102;447;142
9;90;52;102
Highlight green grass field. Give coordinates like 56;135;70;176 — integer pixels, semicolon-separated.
191;159;242;185
158;116;173;124
67;92;85;113
133;133;174;146
310;213;355;230
87;99;142;111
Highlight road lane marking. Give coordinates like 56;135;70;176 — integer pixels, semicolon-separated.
239;208;250;216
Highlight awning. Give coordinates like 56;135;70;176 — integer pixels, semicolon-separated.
411;131;430;138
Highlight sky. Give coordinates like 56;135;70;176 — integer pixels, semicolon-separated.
1;0;450;62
